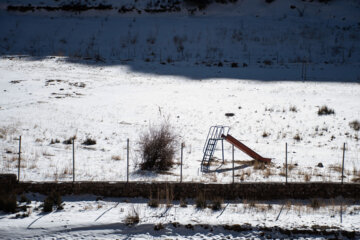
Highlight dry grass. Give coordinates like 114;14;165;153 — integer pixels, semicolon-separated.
329;164;342;173
304;173;311;182
43;151;54;157
180;198;188;208
279;169;286;177
351;177;360;183
237;171;246;181
293;133;302;141
125;209;139;226
264;168;272;178
253;161;266;170
29;162;37;169
207;172;217;182
309;198;321;210
195;192;207;209
289;105;298;112
111;155;121;161
288;164;296;171
210;197;223;211
318;105;335;116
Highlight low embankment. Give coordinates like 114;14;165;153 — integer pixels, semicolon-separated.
1;174;360;200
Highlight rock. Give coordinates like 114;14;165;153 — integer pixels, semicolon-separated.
225;113;235;117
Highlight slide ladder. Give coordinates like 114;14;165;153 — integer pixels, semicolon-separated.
201;126;230;171
222;134;271;163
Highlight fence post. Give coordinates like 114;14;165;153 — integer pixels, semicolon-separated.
341;143;345;184
73;139;75;182
180;143;184;183
127;139;129;183
232;145;235;184
285;142;288;184
18;136;21;182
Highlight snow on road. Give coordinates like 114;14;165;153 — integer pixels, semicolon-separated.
0;194;359;240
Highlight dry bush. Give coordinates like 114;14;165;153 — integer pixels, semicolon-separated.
0;193;17;213
50;139;60;144
180;198;188;208
289;106;297;112
196;192;207;209
165;185;173;208
63;136;76;145
154;223;164;231
262;131;269;138
139;122;177;171
309;199;321;210
148;198;159;208
82;138;96;145
125;209;139;226
211;197;223;211
43;191;62;212
304;173;311;182
349;120;360;131
293;133;302;141
318;105;335;116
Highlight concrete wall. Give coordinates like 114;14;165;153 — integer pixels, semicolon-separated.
1;174;360;200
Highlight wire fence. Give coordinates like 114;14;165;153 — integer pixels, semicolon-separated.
1;135;359;184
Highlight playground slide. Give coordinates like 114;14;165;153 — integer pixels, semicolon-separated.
222;134;271;163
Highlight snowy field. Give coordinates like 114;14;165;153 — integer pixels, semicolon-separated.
1;0;360;183
1;0;360;239
0;194;359;239
0;57;359;183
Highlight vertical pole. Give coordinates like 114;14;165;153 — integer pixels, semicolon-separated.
127;139;129;183
341;143;345;184
18;136;21;182
221;139;224;164
72;139;75;182
285;143;288;184
340;201;343;224
180;143;183;183
232;145;235;184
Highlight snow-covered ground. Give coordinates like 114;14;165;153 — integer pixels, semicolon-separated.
1;0;360;238
0;194;359;239
0;57;359;182
1;1;360;185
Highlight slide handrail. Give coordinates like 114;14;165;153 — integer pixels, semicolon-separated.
202;125;230;153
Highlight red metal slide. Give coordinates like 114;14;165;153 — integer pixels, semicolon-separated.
222;134;271;163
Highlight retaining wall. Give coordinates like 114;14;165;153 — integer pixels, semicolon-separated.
1;174;359;200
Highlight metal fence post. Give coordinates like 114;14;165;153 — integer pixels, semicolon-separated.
232;145;235;184
341;143;345;184
180;143;184;183
73;139;75;182
18;136;21;182
285;142;288;184
127;139;129;183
